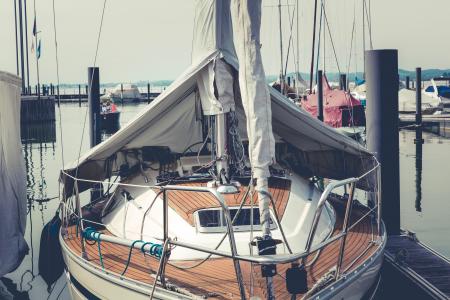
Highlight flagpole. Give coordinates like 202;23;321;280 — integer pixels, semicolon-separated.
14;0;19;76
18;0;26;92
33;0;40;99
24;0;31;94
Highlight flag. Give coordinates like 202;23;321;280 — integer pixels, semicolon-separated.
32;17;37;36
37;40;41;59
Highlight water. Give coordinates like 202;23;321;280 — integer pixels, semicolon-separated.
3;103;450;299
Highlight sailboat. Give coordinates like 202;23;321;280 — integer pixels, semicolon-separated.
301;74;366;139
58;1;385;299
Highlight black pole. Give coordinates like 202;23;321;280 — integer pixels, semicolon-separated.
365;49;400;236
405;76;410;90
78;84;81;107
415;68;422;128
121;83;124;105
309;0;319;92
317;70;324;122
24;0;30;93
147;83;150;103
339;74;347;91
18;0;26;92
88;67;101;147
14;0;20;76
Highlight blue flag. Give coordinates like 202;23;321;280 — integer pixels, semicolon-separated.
33;17;37;36
37;40;41;59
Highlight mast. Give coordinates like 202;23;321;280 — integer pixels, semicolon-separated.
295;0;300;96
14;0;19;76
309;0;319;92
278;0;284;93
33;0;40;98
24;0;30;93
362;0;366;77
18;0;26;92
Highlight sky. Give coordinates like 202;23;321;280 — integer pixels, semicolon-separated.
1;0;449;85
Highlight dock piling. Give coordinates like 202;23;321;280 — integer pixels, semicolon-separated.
78;84;82;107
365;49;400;236
406;76;410;90
88;67;101;148
339;74;347;91
147;83;150;103
317;70;324;122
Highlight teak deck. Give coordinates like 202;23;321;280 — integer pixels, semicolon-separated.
63;182;379;299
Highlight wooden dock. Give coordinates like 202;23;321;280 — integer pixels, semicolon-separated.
399;113;450;137
384;232;450;299
21;95;55;123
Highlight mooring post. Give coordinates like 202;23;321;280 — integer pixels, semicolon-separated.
88;67;101;147
406;76;410;90
85;85;88;96
147;82;150;103
287;76;291;87
339;74;347;91
78;84;81;107
365;49;400;236
317;70;324;122
121;83;124;105
415;68;424;145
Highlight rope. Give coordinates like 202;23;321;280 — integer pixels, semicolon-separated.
320;1;341;74
73;0;108;186
51;0;64;168
82;227;105;269
121;240;144;276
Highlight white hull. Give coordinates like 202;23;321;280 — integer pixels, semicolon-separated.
61;224;386;300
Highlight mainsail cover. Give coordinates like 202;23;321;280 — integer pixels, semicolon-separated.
61;0;376;194
0;71;28;276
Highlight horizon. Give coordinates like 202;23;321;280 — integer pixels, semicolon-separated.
1;0;450;85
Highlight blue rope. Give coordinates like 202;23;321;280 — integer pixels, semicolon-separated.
140;242;163;258
121;240;144;276
83;227;105;269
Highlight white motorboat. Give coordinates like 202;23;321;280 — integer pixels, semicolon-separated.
58;1;385;299
398;88;441;114
105;83;142;103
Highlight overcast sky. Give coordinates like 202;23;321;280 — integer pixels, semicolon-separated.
1;0;449;84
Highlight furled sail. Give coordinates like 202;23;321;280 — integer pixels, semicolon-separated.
0;71;28;276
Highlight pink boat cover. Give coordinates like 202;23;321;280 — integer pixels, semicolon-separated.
301;75;366;128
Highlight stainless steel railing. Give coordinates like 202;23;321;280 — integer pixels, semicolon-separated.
62;164;382;299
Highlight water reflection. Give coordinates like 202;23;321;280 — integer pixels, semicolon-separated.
415;127;423;212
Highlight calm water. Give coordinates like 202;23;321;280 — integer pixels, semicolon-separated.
3;103;450;299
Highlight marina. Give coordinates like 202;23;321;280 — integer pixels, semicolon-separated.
1;0;450;300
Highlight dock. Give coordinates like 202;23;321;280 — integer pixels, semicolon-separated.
399;113;450;137
384;232;450;299
20;95;55;123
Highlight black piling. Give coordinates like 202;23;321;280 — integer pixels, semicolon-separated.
287;76;291;87
406;76;410;90
415;68;422;128
78;84;82;107
365;49;400;236
121;83;124;105
147;83;150;103
339;74;347;91
317;70;324;122
88;67;101;148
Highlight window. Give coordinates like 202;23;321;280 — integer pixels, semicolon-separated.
195;207;277;233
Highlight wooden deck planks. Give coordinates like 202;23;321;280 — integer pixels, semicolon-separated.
163;177;291;226
64;191;379;299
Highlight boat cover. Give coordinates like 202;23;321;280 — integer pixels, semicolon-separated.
61;0;376;195
302;75;366;128
0;71;28;276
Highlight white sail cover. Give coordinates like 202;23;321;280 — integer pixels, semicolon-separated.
0;71;28;276
61;0;376;194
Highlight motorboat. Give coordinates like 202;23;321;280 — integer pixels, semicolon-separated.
58;1;385;299
105;83;142;103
